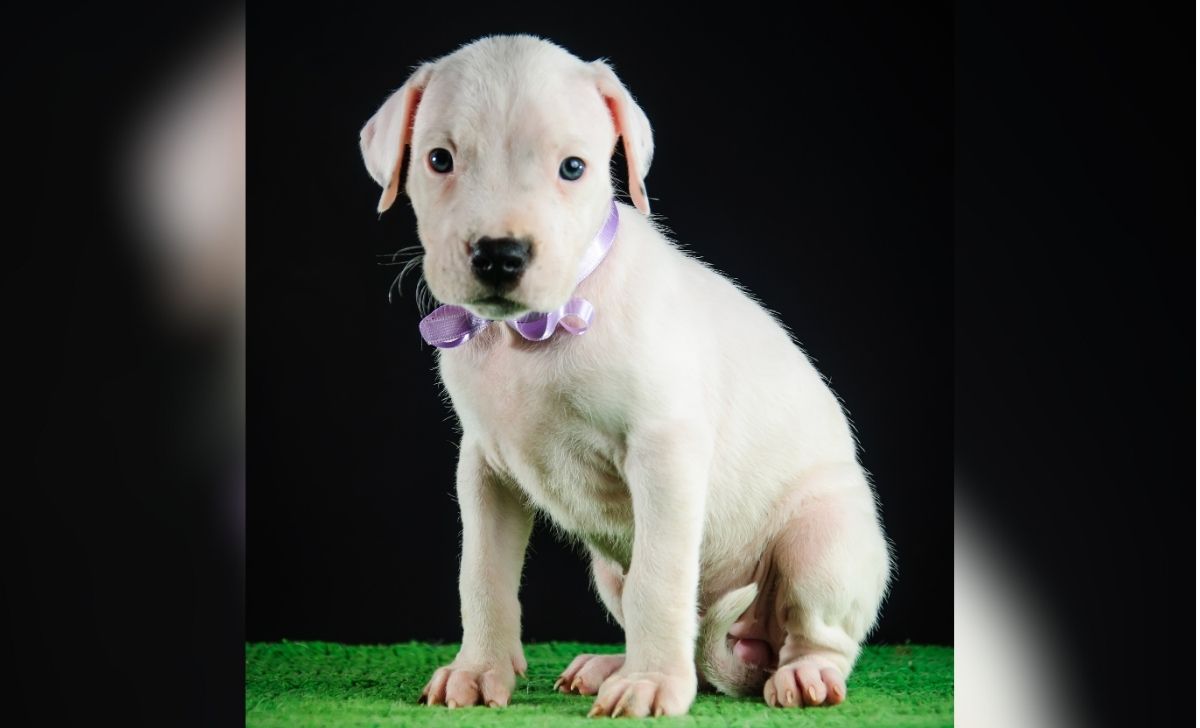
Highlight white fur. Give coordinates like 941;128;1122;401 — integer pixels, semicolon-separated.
361;35;892;717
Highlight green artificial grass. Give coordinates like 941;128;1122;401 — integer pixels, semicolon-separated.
247;642;952;727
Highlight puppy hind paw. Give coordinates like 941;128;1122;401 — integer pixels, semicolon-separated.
554;653;625;695
763;656;846;708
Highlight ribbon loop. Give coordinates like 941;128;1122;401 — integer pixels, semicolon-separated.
418;305;489;349
556;298;594;336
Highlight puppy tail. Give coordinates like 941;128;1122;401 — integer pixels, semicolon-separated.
695;582;764;696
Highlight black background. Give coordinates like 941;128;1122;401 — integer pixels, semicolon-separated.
956;5;1195;725
248;6;951;646
0;3;245;726
0;3;1192;728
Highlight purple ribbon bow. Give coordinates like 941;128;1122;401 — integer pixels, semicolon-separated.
418;199;619;349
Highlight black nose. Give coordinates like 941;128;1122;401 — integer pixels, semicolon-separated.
470;237;531;289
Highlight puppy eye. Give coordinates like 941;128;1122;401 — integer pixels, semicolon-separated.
429;148;454;174
559;156;585;181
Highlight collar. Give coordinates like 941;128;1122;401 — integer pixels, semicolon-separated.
418;198;619;349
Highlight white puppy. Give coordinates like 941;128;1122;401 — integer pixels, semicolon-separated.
360;34;892;718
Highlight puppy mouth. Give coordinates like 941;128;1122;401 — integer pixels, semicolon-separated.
468;295;528;319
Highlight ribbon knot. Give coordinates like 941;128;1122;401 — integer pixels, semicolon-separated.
418;199;619;349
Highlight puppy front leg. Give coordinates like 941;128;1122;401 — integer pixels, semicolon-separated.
589;427;709;718
421;443;533;708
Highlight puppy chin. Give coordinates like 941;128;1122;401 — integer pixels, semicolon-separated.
434;276;578;321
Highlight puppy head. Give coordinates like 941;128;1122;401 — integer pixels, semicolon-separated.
359;35;653;319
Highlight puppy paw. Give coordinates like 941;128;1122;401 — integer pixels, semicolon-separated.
419;661;516;708
762;655;846;708
587;670;695;717
554;653;625;695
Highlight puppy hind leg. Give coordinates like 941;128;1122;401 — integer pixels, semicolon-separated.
589;549;626;628
554;549;627;695
764;464;892;709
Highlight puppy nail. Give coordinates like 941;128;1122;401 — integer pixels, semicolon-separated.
488;700;500;708
785;689;795;705
807;685;820;704
587;704;603;718
553;677;564;691
570;677;583;693
446;699;458;709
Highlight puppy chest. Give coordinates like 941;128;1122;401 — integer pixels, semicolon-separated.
442;343;637;532
494;416;634;530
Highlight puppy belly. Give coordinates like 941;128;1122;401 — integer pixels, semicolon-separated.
722;547;786;671
732;639;773;669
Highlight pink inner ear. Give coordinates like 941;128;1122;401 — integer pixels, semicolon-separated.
395;87;425;182
603;96;649;214
407;89;424;133
603;96;621;134
379;86;425;213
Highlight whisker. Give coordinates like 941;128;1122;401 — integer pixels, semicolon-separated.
387;251;425;305
415;276;435;316
377;245;424;266
377;244;436;315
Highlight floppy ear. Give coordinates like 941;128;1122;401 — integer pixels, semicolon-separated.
359;63;435;214
592;60;654;215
